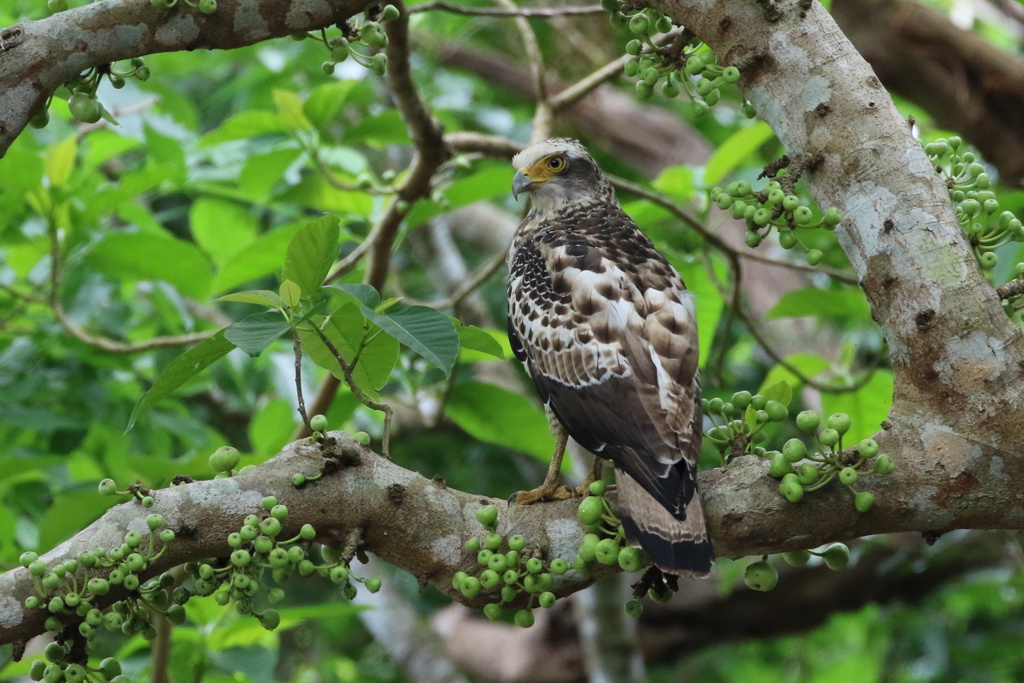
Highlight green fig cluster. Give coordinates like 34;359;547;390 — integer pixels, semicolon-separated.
703;390;790;459
20;512;178;682
312;5;399;77
452;505;564;628
185;496;378;625
742;542;852;592
33;58;152;129
766;410;894;509
709;180;842;265
605;2;749;116
926;136;1024;273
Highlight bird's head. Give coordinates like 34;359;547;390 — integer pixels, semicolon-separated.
511;138;614;215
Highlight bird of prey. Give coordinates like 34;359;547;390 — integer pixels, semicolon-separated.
506;137;713;577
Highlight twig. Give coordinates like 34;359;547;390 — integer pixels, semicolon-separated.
549;54;631;111
996;279;1024;300
410;1;605;16
311;324;394;457
47;219;213;353
494;0;552;140
294;333;310;429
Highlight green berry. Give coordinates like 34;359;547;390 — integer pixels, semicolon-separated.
260;517;282;538
782;549;811;566
855;491;875;512
98;479;118;496
525;557;543;574
514;609;535;628
292;473;306;486
595;538;620;565
310;414;328;432
508;534;526;552
322;62;336;75
797;462;820;486
624;60;640;77
484;533;503;551
476;505;499;530
764;400;788;422
839;467;858;485
731;391;752;409
826;412;852;435
262;496;277;511
231;549;251;567
354;431;371;445
577;496;605;526
19;551;39;568
271;504;288;520
779;479;804;503
460;576;481;598
146;514;165;530
464;537;480;553
68;92;102;124
381;4;400;21
502;569;519;585
769;453;794;478
30;659;47;680
549;558;568;575
858;438;878;458
539;591;556;608
979;252;998;269
628;14;649;34
874;453;895;475
744;560;778;591
487;553;508;574
635;81;654;100
480;569;500;588
361;21;388;48
100;658;122;679
824;207;842;226
822;543;850;570
365;577;382;593
624;599;643;618
806;249;823;266
198;0;217;13
369;53;388;76
483;602;502;620
29;559;47;577
795;410;820;433
819;428;840;448
88;577;110;595
588;479;606;496
782;438;807;463
617;546;643;572
793;206;813;225
141;496;154;508
577;533;600;562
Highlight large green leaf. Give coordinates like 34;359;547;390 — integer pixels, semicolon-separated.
360;305;459;377
455;322;506;360
446;381;553;461
704;121;775;186
282;216;340;298
304;80;359;131
85;232;214;299
766;286;871;321
212;222;303;295
224;311;292;356
199;110;290;147
127;330;236;430
298;306;399;398
326;283;381;309
190;197;258;264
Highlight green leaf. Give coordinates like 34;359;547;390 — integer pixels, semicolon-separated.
190;197;258;263
224;311;292;356
406;164;511;226
766;287;870;321
304;80;359;131
85;232;214;299
326;283;381;309
455;322;506;360
127;330;236;431
45;135;77;188
676;254;726;367
282;216;341;298
273;89;313;131
238;147;303;200
761;353;831;390
298;306;399;398
360;305;459;377
216;290;284;308
446;381;553;460
278;174;374;214
652;165;696;203
704;121;774;186
212;222;303;295
199;110;290;147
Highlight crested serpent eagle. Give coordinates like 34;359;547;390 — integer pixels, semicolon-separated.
506;137;713;577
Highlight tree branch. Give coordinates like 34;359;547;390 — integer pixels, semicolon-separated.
0;0;374;157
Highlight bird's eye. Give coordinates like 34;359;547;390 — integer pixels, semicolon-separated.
546;156;566;172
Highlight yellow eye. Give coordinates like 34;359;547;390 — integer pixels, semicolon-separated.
546;155;567;172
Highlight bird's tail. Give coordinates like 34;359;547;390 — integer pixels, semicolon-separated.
615;469;713;578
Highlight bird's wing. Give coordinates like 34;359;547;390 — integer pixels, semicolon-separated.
507;212;701;519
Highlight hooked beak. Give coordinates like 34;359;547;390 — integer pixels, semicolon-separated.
512;171;535;200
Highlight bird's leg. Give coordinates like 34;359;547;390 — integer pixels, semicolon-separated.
514;426;577;504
